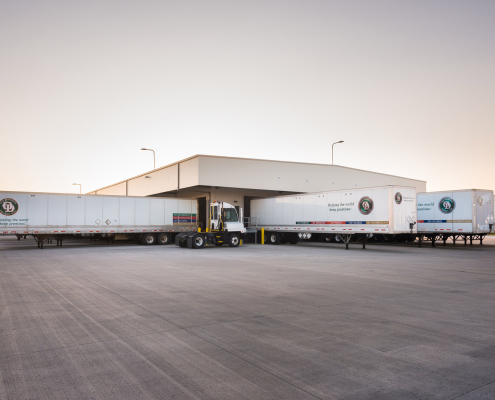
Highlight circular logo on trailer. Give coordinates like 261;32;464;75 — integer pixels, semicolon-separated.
478;196;483;206
395;192;403;205
0;198;19;216
358;196;374;215
439;197;455;214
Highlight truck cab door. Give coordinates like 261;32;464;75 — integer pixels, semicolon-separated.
211;204;220;231
222;205;246;234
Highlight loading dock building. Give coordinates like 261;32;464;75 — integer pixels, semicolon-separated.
88;155;426;227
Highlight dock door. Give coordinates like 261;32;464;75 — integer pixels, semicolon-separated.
197;197;207;230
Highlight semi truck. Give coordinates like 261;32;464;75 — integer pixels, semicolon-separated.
174;201;246;248
0;191;200;248
417;189;494;246
251;186;417;249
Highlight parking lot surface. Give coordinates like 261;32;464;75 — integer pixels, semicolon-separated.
1;236;495;399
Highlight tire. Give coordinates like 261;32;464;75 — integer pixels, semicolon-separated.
288;235;299;244
141;233;156;245
324;234;335;243
335;235;343;243
268;232;281;245
157;233;171;245
315;234;325;242
175;233;188;247
374;235;384;243
228;234;240;247
281;236;289;244
192;234;205;249
263;232;268;244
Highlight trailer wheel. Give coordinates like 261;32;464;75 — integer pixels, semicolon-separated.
373;235;384;242
192;234;205;249
228;234;240;247
268;232;281;245
142;233;156;245
324;234;335;243
157;233;171;245
263;232;269;244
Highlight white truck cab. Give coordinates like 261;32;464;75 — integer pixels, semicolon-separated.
210;201;246;234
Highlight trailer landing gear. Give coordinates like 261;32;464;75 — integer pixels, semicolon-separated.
34;235;59;249
335;234;368;250
417;234;486;248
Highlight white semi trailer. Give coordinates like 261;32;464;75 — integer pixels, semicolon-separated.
251;186;417;249
417;189;494;246
0;191;199;248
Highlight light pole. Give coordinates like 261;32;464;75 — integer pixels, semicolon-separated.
141;148;155;170
73;183;81;194
332;141;344;165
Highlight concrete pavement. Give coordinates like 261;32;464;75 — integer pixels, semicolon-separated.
1;236;494;399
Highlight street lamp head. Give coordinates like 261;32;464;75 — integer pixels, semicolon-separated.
141;148;156;169
72;183;81;194
331;141;344;165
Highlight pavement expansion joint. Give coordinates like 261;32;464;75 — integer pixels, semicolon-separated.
0;327;183;360
449;378;495;400
183;328;326;400
57;266;328;399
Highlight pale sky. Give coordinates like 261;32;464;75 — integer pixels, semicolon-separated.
1;0;494;194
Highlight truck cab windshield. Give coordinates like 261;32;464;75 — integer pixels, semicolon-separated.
222;208;238;222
